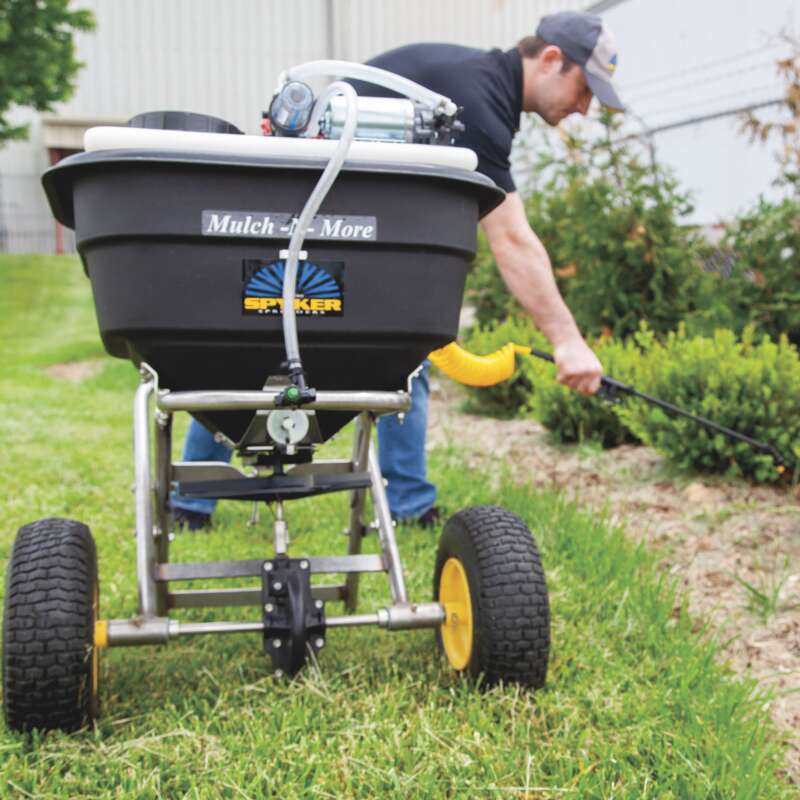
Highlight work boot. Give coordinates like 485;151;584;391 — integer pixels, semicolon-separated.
172;507;212;532
416;506;442;529
396;506;441;530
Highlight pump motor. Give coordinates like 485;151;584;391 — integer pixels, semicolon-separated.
267;80;463;145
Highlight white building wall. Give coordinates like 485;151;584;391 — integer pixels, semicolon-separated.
57;0;333;133
331;0;578;62
595;0;798;224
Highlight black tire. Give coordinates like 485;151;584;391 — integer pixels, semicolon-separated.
433;506;550;688
3;518;99;732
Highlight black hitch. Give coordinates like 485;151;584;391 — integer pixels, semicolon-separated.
261;557;326;675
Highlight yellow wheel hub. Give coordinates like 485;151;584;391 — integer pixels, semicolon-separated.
439;558;474;670
91;584;101;713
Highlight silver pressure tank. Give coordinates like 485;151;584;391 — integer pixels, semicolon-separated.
322;96;417;143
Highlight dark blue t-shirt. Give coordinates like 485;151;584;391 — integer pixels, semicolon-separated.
348;43;523;193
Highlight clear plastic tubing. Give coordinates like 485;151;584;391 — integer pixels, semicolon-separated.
281;80;359;373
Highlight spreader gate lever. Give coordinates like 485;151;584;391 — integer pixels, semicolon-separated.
261;557;326;675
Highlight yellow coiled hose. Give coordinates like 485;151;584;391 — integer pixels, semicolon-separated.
427;341;531;387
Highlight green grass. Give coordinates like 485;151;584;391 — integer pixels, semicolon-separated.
0;255;793;798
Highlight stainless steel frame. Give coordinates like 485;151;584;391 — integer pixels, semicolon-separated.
101;366;445;650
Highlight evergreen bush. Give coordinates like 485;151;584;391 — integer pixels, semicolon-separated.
719;197;800;345
618;326;800;482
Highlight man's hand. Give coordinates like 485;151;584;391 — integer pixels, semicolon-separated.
553;338;603;395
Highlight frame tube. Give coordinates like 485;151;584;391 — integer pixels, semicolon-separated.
102;602;445;646
345;413;373;611
134;378;159;618
368;441;407;604
157;389;411;414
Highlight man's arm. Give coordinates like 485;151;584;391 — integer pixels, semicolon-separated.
480;191;602;395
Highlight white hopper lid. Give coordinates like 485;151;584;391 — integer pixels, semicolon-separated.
84;127;479;172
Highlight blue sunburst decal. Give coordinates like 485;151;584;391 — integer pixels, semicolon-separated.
242;259;344;316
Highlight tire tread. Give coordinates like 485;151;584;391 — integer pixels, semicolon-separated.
3;518;97;732
435;506;550;688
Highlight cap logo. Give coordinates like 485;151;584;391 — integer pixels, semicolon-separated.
607;53;618;75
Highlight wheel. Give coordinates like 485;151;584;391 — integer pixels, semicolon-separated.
433;506;550;688
3;518;100;732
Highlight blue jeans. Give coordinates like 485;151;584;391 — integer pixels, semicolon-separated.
171;363;435;520
377;362;436;519
169;418;233;516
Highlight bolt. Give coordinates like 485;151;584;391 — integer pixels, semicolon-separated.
314;600;324;610
272;638;282;649
263;562;273;572
273;581;283;592
314;637;325;649
300;560;309;570
264;603;274;613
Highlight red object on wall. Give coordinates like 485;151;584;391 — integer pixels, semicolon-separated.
48;147;80;254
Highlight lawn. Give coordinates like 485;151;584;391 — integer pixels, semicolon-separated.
0;255;793;798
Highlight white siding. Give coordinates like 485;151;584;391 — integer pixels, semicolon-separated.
597;0;798;223
58;0;333;133
331;0;576;62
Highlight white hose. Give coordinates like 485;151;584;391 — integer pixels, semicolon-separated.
279;60;458;117
282;80;359;371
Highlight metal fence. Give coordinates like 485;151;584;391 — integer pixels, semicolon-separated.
0;173;75;254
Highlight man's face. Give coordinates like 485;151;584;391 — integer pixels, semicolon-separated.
525;47;594;125
537;63;593;125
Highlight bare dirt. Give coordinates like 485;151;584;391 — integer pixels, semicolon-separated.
428;379;800;783
46;359;105;383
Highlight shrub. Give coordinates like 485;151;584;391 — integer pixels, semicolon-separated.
718;197;800;345
618;326;800;482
